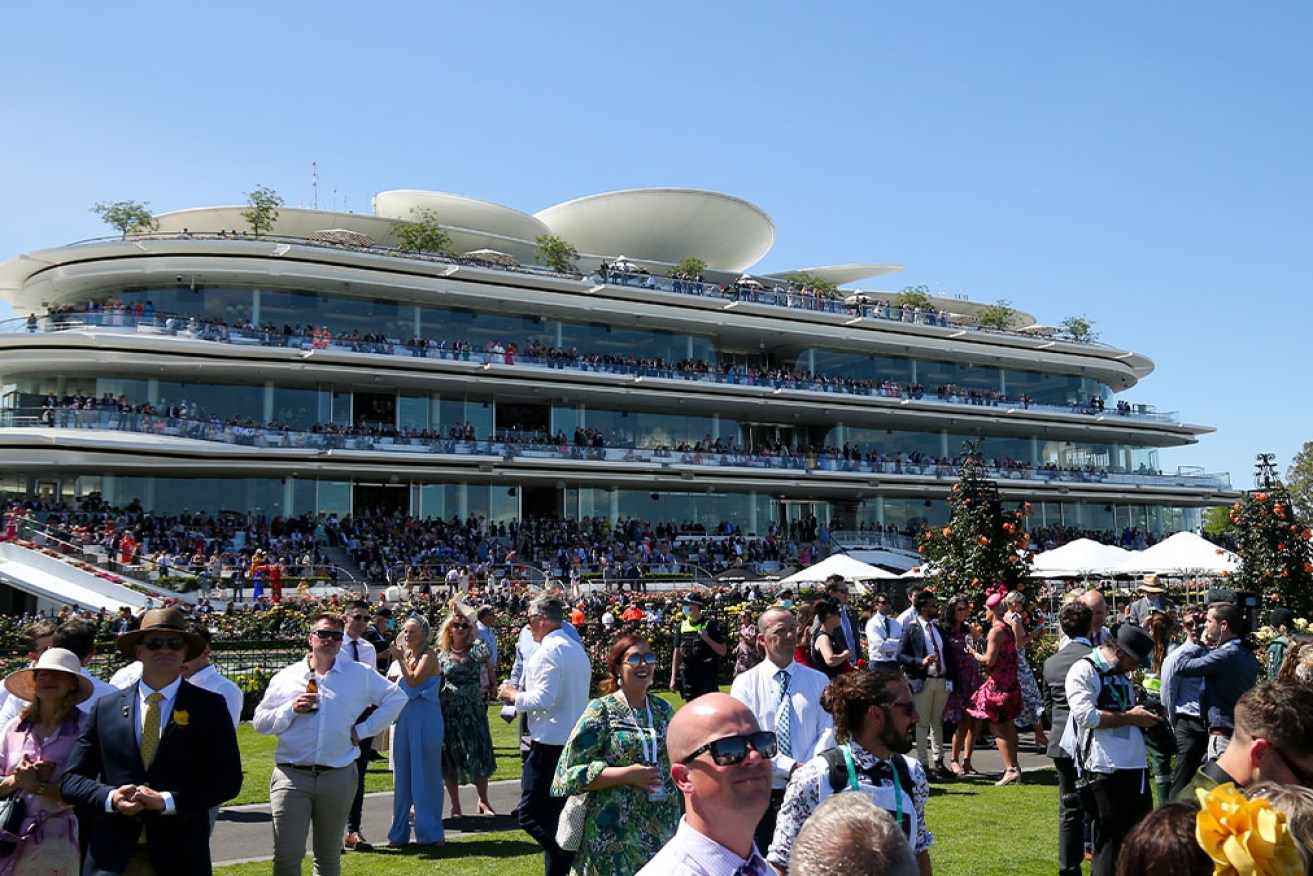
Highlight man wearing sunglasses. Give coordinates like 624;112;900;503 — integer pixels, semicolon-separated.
637;693;775;876
1174;680;1313;801
62;606;242;875
254;613;406;876
342;600;381;853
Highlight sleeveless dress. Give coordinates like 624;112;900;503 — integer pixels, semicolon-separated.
942;626;984;723
436;640;497;784
1008;613;1043;728
966;622;1023;724
386;666;445;845
0;714;84;876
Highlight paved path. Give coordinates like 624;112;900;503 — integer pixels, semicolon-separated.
212;734;1058;866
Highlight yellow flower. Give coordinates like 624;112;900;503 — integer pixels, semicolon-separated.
172;710;190;727
1196;783;1304;876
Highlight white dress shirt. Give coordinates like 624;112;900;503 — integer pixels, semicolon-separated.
1060;655;1146;773
253;656;406;768
514;628;591;746
508;621;580;687
865;613;903;664
636;817;772;876
344;634;378;672
729;659;835;788
188;664;243;728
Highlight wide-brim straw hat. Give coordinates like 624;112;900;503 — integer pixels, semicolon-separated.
1142;573;1165;594
4;647;94;704
116;607;205;660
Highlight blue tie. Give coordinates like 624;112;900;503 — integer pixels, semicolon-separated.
774;669;793;757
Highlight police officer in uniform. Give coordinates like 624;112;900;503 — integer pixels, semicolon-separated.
669;593;727;701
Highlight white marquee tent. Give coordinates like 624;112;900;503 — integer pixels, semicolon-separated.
1030;539;1133;577
776;554;899;593
1111;532;1240;576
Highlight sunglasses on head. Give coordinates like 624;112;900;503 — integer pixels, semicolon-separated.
682;731;777;766
624;652;657;666
142;637;187;652
312;629;345;641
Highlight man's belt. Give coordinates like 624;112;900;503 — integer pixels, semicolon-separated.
277;763;348;775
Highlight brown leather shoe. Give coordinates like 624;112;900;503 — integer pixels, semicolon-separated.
344;832;374;852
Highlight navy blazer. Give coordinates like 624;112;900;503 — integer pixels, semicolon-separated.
1042;640;1093;759
896;617;957;690
61;679;243;875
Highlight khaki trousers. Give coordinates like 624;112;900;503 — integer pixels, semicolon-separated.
270;763;358;876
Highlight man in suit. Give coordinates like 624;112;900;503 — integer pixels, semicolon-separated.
896;590;956;780
824;575;861;668
1042;600;1095;876
61;607;243;875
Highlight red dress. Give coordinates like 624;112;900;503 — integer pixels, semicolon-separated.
966;621;1023;723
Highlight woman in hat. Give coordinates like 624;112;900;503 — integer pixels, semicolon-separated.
437;601;497;817
0;648;94;874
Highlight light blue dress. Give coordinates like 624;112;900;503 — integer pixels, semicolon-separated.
388;669;445;845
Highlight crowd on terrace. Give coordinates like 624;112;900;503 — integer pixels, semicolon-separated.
27;300;1159;420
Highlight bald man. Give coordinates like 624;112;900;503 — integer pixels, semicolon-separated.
636;693;774;876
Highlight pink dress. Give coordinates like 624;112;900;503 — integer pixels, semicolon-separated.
966;622;1023;724
0;714;84;876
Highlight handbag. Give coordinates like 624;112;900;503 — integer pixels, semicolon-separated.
0;794;26;856
555;793;588;852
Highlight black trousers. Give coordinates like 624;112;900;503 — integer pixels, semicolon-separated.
1053;757;1084;876
518;742;574;876
1084;768;1151;876
346;735;374;834
1169;715;1208;801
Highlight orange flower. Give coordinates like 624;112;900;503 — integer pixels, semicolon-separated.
1255;492;1268;502
942;527;953;537
979;536;990;546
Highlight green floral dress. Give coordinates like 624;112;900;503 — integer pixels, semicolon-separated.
437;639;497;784
551;693;680;876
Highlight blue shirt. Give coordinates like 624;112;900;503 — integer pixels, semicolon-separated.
1160;640;1204;719
1175;638;1261;731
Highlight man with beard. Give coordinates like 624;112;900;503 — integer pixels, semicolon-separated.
767;668;934;875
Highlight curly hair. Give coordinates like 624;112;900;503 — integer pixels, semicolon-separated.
819;666;906;743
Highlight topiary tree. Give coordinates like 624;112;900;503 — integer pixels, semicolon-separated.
1059;315;1100;343
534;234;579;273
1227;453;1313;617
242;185;283;237
895;285;933;310
392;208;453;256
917;441;1033;604
91;200;159;238
671;256;707;279
976;298;1019;330
788;271;838;297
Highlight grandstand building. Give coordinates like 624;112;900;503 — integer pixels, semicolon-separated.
0;187;1231;537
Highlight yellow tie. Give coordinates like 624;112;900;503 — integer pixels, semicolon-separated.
141;692;164;768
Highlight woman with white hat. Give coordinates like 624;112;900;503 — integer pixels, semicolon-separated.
0;647;94;873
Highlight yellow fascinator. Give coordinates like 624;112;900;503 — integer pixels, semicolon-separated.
1196;783;1304;876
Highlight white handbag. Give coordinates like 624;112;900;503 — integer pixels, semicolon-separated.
555;793;589;851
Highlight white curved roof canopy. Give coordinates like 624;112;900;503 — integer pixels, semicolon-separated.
371;190;550;242
763;263;905;287
534;188;775;273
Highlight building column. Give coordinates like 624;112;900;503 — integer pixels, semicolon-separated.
263;382;275;423
251;288;261;324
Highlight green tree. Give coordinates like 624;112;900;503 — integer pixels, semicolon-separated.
534;234;579;273
242;185;283;237
976;299;1019;330
788;271;838;298
1287;441;1313;524
90;200;159;238
392;208;453;256
917;441;1033;604
1202;505;1232;537
1227;454;1313;617
670;256;707;279
1059;315;1100;343
895;285;933;310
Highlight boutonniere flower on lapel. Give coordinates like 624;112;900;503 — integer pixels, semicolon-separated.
172;710;190;727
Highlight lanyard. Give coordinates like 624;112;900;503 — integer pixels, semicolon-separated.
621;695;657;765
842;744;902;826
1090;651;1132;711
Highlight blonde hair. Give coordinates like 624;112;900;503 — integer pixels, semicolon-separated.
398;616;433;657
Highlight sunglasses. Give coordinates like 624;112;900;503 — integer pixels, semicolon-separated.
624;653;658;666
1267;742;1313;787
883;699;918;717
142;637;187;651
348;614;370;622
312;629;345;641
451;622;471;630
682;731;777;766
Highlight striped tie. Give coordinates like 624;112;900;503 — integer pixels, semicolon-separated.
774;670;792;758
141;692;164;768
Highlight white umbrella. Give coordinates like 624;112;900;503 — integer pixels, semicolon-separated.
1031;539;1132;577
1111;532;1240;576
612;255;637;272
777;554;899;594
461;248;519;267
736;275;764;288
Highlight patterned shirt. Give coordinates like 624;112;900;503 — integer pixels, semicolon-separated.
767;740;932;868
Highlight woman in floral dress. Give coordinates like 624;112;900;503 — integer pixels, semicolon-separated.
941;595;984;776
1004;591;1049;750
733;617;760;676
552;635;678;876
436;611;497;817
966;592;1023;786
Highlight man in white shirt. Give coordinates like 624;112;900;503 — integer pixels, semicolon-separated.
341;600;380;852
1060;623;1161;876
636;693;774;876
730;607;835;854
865;594;903;667
497;595;591;876
895;583;924;629
181;623;243;727
254;612;406;876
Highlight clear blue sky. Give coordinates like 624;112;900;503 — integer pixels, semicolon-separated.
2;2;1308;490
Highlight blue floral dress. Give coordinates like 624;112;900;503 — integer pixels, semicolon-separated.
551;693;679;876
